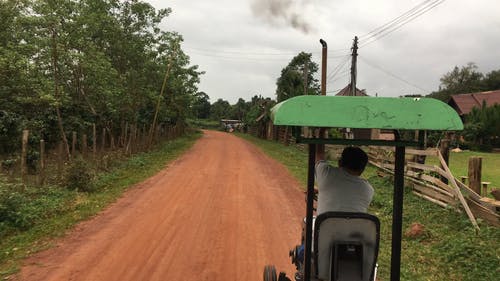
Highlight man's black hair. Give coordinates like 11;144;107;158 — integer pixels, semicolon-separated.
339;146;368;172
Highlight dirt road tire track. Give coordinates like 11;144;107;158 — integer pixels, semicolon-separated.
18;130;305;281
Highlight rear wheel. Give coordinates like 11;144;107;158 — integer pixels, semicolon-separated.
263;265;277;281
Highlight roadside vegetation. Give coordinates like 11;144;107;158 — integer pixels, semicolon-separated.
0;131;201;278
238;133;500;281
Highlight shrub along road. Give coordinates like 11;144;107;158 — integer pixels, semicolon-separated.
17;130;304;280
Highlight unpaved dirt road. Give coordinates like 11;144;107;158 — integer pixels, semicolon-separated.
18;130;305;281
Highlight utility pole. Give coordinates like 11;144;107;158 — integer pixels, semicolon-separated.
303;61;308;95
350;36;358;96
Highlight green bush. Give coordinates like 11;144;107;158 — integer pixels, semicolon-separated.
0;182;75;235
64;158;96;192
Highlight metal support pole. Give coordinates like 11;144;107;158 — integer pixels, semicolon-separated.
391;144;405;281
304;144;316;281
319;39;327;96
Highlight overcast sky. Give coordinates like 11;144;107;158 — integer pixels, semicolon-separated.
147;0;500;104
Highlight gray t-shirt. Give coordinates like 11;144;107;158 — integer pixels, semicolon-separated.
315;160;374;215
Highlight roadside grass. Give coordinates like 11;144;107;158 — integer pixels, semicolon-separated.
425;150;500;189
0;131;201;278
238;133;500;281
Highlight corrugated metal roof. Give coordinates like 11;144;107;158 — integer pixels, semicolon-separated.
448;90;500;115
335;84;368;96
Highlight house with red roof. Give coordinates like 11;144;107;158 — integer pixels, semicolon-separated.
448;90;500;117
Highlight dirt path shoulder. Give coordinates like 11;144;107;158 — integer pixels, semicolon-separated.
18;130;305;281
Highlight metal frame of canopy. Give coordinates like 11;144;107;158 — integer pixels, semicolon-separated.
270;95;463;281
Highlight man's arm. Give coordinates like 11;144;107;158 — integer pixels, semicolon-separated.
315;128;327;162
315;143;325;162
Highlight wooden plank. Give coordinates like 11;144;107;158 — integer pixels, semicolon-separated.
405;148;438;156
480;197;500;208
407;162;437;172
433;165;449;181
419;174;454;192
454;179;482;202
412;184;457;206
381;162;394;169
466;198;500;227
438;150;479;230
406;175;455;197
413;191;449;208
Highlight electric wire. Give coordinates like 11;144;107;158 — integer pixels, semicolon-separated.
359;0;445;48
359;56;430;93
359;0;437;40
327;55;351;82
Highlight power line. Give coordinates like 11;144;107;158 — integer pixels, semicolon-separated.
184;45;350;57
359;56;430;93
359;0;445;48
327;55;351;82
359;0;436;40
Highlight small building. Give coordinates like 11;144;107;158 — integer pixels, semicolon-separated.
335;85;368;96
448;90;500;117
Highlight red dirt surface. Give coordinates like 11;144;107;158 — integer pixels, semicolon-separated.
17;130;305;281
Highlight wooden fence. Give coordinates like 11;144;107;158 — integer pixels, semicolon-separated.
369;147;500;228
2;123;186;187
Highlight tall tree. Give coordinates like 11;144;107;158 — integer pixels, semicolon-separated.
482;70;500;91
275;52;319;102
429;62;483;101
192;92;211;119
210;99;231;121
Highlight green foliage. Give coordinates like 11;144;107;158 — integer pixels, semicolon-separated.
191;92;211;119
64;158;96;192
275;52;320;102
209;98;232;121
0;0;202;155
428;63;500;102
188;119;220;130
0;180;75;235
462;103;500;149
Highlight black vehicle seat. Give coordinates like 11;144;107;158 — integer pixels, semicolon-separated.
313;212;380;281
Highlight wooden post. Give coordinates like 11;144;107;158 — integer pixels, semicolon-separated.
101;128;106;152
57;141;63;180
481;182;491;196
21;130;29;185
439;138;450;184
438;151;479;230
468;156;482;195
71;131;77;158
82;134;88;157
92;123;97;160
110;131;115;150
38;139;45;186
460;176;468;184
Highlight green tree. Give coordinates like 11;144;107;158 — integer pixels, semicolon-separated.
462;103;500;150
429;62;483;101
481;70;500;91
210;99;231;121
192;92;211;119
231;98;249;120
275;52;320;102
0;0;202;156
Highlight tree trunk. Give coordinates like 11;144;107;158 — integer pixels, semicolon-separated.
51;27;70;160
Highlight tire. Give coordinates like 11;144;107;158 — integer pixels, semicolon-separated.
263;265;277;281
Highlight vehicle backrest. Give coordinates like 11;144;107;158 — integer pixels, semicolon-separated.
314;212;380;281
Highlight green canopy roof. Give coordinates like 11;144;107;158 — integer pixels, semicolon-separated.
271;96;463;130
